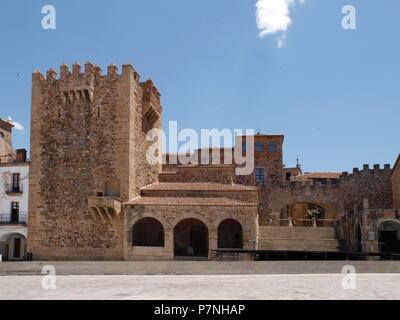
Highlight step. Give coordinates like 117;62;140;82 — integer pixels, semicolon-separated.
1;261;400;275
258;238;343;252
259;226;337;240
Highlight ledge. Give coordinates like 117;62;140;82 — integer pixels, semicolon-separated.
88;196;122;221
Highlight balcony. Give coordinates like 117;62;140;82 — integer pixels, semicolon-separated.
0;212;28;225
5;184;23;195
88;196;122;221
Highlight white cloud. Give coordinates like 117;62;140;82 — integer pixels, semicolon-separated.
256;0;304;48
7;117;24;131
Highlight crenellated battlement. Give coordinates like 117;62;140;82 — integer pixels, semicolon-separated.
340;163;391;179
35;61;142;81
32;61;161;113
280;179;339;194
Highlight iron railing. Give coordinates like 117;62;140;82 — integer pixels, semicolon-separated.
0;212;28;225
5;183;23;194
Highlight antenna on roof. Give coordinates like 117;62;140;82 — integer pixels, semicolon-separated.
296;156;302;170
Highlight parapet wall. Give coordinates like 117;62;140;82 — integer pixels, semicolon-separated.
340;164;393;212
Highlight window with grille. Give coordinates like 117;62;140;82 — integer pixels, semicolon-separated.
255;168;265;184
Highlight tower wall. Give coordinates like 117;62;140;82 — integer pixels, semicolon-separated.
27;62;161;260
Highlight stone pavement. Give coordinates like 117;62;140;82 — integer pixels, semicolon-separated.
2;261;400;275
0;274;399;300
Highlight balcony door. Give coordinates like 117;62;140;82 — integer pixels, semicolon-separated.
11;202;19;223
12;173;20;193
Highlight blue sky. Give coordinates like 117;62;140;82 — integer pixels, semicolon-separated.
0;0;399;172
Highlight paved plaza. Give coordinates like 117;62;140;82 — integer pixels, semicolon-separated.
0;274;399;300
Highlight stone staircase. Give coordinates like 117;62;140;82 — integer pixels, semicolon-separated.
258;226;345;252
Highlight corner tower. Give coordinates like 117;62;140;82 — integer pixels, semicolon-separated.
28;62;162;260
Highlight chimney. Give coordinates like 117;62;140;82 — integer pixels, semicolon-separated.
15;149;27;163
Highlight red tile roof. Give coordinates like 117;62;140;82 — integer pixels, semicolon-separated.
125;197;258;207
141;182;259;192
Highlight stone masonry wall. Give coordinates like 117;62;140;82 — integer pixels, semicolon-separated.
28;62;161;260
340;164;393;213
392;158;400;208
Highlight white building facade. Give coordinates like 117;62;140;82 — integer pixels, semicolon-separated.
0;118;29;261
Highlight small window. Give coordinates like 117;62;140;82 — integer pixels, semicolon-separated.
255;141;264;152
286;172;292;181
0;132;4;139
255;168;265;184
268;141;277;153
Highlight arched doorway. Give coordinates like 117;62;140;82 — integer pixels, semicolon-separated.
218;219;243;249
378;220;400;254
281;202;327;226
132;217;164;247
1;233;27;261
174;218;209;257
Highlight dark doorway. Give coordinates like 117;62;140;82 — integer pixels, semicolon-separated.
13;238;21;258
132;218;164;247
380;231;400;253
379;221;400;254
174;218;209;257
218;219;243;249
12;173;20;193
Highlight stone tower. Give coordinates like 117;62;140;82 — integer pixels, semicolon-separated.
27;62;162;260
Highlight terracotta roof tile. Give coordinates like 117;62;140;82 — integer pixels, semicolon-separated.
125;197;258;207
141;182;259;192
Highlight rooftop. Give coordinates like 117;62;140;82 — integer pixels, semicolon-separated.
141;182;259;192
125;197;258;207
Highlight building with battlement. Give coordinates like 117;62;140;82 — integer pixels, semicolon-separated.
27;61;400;261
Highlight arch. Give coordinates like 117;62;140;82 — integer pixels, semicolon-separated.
1;233;27;260
378;220;400;254
281;202;329;226
174;218;209;257
218;219;243;249
378;219;400;232
132;217;164;247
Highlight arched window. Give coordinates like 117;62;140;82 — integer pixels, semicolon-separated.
255;141;264;152
0;132;4;139
268;141;277;153
132;218;164;247
218;219;243;249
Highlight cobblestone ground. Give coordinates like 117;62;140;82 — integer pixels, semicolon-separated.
0;274;399;300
